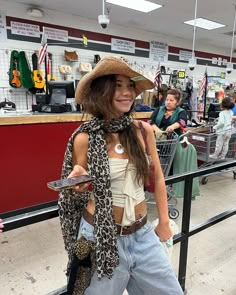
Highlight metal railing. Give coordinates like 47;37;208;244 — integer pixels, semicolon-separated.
1;160;236;294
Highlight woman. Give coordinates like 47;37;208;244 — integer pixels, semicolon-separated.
58;56;183;295
150;88;187;135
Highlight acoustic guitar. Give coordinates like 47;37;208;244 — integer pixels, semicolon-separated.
32;52;45;90
11;59;21;88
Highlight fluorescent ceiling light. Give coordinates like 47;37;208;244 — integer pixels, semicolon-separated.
106;0;162;13
184;17;225;30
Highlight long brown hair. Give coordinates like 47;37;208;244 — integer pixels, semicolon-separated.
81;74;149;184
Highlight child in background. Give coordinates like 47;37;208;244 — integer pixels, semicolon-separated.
210;97;234;159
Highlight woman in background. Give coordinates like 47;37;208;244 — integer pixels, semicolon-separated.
150;88;187;136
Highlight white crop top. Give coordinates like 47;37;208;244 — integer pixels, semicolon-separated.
90;158;146;225
110;158;145;225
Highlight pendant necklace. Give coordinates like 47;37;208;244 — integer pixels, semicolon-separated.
114;143;125;155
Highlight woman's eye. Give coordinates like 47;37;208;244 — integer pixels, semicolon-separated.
129;83;135;88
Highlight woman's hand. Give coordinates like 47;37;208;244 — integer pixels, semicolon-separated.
68;165;91;193
166;126;174;133
154;222;173;242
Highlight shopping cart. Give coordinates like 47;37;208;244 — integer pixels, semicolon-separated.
187;122;236;184
145;131;180;219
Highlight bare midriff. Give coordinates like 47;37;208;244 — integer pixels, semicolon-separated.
86;198;147;224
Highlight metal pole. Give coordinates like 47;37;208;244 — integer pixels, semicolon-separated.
230;4;236;63
178;176;193;291
192;0;198;57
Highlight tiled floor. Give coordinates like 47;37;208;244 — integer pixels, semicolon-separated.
0;170;236;295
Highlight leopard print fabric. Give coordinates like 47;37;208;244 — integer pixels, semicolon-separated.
58;115;132;280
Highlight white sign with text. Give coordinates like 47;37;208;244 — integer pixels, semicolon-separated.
149;41;168;62
111;38;135;53
11;21;40;37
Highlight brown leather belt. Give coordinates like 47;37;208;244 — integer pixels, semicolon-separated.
82;209;147;236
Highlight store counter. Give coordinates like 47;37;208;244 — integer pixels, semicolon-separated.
0;112;152;213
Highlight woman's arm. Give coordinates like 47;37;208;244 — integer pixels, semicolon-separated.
141;122;172;241
166;109;188;133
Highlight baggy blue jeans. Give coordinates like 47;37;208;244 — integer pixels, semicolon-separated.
78;217;184;295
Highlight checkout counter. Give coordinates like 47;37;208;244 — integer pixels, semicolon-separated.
0;112;152;214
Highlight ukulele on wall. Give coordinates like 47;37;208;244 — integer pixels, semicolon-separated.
11;59;21;88
32;52;45;90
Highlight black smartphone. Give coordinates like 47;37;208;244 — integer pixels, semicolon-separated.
47;175;95;191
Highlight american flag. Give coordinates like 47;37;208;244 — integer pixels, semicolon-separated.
199;69;208;99
154;63;163;91
38;31;48;65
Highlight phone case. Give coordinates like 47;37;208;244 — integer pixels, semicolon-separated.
47;175;95;191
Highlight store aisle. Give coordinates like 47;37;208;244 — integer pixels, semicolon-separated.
0;171;236;295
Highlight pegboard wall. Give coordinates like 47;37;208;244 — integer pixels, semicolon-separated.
0;46;98;110
0;43;227;111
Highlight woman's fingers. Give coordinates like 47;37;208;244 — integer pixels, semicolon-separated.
68;165;88;178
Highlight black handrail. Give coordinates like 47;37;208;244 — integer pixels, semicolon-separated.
1;160;236;294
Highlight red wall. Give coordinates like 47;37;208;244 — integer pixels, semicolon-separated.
0;122;80;213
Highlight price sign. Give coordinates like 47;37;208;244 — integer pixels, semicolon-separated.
178;71;185;79
220;72;225;79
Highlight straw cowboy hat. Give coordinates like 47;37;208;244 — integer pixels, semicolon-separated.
75;56;154;102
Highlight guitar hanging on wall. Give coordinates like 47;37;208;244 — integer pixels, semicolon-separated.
32;52;45;90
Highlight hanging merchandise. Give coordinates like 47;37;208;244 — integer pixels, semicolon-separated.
64;50;78;61
18;51;34;90
172;141;200;200
78;62;92;73
9;50;22;88
31;52;45;92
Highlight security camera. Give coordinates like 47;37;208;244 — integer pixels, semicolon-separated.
226;63;233;74
188;64;195;71
98;14;110;29
187;56;196;71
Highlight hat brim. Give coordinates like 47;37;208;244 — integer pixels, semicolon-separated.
75;56;154;103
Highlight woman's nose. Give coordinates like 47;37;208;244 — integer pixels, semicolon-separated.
122;86;132;95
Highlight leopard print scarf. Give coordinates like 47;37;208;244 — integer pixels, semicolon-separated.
59;115;132;279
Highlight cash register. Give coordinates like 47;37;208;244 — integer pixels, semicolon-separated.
32;80;75;113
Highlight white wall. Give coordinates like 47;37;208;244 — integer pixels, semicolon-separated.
0;0;235;110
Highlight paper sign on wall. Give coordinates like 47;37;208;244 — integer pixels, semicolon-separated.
11;21;40;38
149;41;168;62
44;27;68;42
179;50;192;62
111;38;135;53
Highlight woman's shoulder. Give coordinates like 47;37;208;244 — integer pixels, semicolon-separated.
73;131;89;148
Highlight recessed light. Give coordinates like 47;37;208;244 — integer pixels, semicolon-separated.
106;0;162;13
184;17;225;30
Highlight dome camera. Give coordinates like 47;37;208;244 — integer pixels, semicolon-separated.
226;62;233;74
98;14;110;29
187;56;196;71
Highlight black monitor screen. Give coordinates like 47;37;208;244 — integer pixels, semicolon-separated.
47;80;75;104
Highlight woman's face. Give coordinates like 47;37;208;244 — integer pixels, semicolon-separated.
165;94;179;110
112;75;136;117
